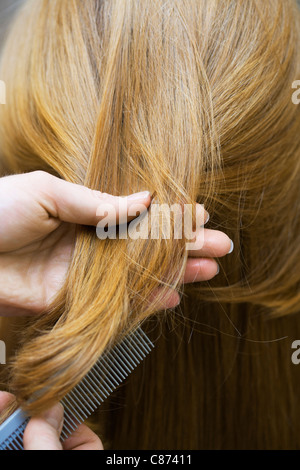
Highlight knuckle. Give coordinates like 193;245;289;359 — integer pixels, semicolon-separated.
89;189;110;201
98;192;112;200
27;171;54;192
30;170;51;183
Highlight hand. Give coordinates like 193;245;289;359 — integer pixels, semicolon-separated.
0;171;151;316
152;207;234;309
0;171;233;316
0;391;103;450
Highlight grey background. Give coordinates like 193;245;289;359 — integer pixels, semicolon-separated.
0;0;24;46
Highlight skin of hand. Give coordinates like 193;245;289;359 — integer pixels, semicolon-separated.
0;171;233;315
0;391;103;450
0;171;233;449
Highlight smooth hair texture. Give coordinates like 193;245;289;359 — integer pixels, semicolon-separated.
1;0;300;449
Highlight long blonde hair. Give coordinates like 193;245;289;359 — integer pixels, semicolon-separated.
1;0;300;449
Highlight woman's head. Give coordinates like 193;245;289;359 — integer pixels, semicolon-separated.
0;0;300;447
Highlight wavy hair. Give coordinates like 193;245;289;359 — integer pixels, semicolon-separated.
1;0;300;449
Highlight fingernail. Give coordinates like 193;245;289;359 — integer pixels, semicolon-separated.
205;212;210;224
127;191;151;201
228;240;234;254
216;264;220;275
42;403;64;431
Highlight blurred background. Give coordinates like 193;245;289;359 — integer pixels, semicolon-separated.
0;0;24;46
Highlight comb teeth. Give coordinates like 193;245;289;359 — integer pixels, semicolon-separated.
0;327;154;450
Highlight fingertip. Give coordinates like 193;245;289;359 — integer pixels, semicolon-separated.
62;424;104;450
228;240;234;254
41;402;64;431
161;290;181;309
189;229;233;258
23;416;63;450
0;391;15;409
206;259;220;280
126;191;152;212
126;191;151;202
148;287;181;310
168;292;181;308
23;403;65;450
184;258;220;283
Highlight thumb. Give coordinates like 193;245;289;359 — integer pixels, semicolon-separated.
31;171;151;226
23;403;64;450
